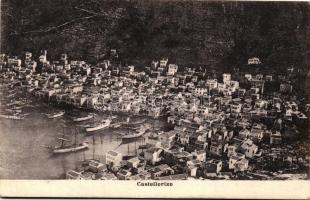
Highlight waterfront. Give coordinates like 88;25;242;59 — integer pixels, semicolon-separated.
0;103;165;179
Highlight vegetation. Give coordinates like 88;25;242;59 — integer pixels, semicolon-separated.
1;1;309;69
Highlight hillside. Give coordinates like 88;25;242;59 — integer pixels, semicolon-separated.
1;0;309;70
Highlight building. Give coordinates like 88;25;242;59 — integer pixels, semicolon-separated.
230;102;242;113
25;52;32;61
66;170;84;180
39;50;48;63
127;157;140;168
248;57;261;65
167;64;178;76
229;153;249;172
245;74;252;80
194;150;206;162
249;128;264;142
160;58;168;68
144;147;163;165
280;83;293;93
7;58;22;67
210;142;223;156
223;73;231;84
150;164;174;179
204;159;222;174
227;143;239;157
117;169;132;180
270;131;282;145
240;139;258;158
206;79;218;89
88;160;105;173
106;150;123;168
151;61;159;70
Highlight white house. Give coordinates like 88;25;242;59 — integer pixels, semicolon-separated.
167;64;178;75
160;58;169;68
106;150;123;167
223;73;231;84
206;79;218;89
39;50;48;63
144;147;163;165
248;57;261;65
240;139;258;158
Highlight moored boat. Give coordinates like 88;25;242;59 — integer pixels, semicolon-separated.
85;119;111;132
72;114;93;122
53;142;89;153
43;129;89;154
45;111;65;119
0;113;25;120
122;126;147;139
122;131;144;139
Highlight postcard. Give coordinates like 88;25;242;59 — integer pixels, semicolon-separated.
0;0;309;198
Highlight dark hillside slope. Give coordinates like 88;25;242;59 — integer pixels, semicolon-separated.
1;1;309;70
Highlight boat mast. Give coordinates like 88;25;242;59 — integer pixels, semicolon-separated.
61;126;65;147
135;139;137;156
83;149;86;161
127;143;130;156
74;128;77;146
92;135;95;160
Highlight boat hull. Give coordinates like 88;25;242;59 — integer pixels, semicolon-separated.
122;132;144;139
86;124;109;132
0;114;24;120
72;115;93;122
85;120;111;132
46;111;65;119
53;143;89;153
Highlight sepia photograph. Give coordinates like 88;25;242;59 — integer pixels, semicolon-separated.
0;0;310;198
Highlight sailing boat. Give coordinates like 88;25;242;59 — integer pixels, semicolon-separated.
47;127;89;154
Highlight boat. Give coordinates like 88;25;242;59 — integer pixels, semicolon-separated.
72;114;94;122
122;126;147;139
44;128;89;154
5;108;22;113
45;111;65;119
53;142;89;153
85;119;111;132
0;113;25;120
122;130;145;139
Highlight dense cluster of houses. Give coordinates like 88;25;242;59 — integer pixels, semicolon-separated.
1;50;309;180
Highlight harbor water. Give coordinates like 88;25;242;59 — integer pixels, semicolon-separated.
0;104;165;179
